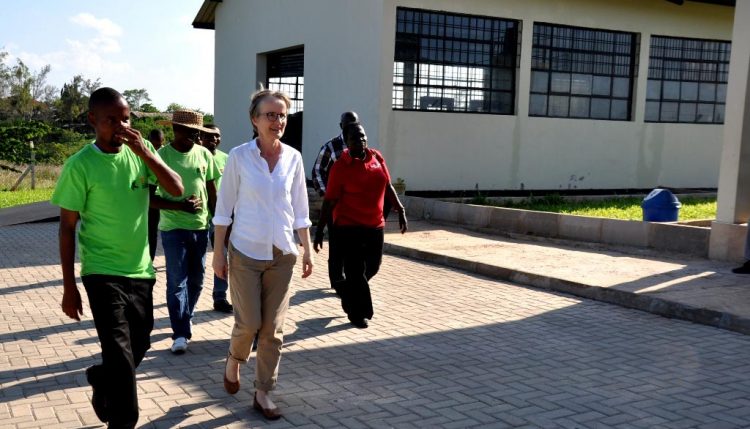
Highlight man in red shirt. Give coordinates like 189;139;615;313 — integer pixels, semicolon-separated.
313;122;407;328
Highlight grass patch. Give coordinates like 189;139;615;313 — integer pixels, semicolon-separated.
0;164;61;190
0;164;60;209
468;194;716;221
0;188;54;209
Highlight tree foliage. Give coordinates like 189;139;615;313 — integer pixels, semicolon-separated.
123;88;151;111
0;49;212;166
140;103;159;113
56;74;101;126
0;121;51;164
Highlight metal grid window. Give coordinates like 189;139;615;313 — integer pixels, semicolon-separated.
267;48;304;114
645;36;730;124
530;23;638;121
392;7;520;114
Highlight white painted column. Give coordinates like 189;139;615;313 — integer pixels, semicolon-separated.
710;1;750;261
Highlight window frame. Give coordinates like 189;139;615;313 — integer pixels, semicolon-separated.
266;47;304;114
392;7;521;115
645;35;730;124
529;22;639;121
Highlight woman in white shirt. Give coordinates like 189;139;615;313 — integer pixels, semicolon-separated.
212;88;313;420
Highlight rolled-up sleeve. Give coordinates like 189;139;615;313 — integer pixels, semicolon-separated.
290;153;312;230
212;147;238;226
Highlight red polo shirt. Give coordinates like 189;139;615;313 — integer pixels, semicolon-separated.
325;148;391;228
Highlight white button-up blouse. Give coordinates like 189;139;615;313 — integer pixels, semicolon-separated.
212;139;311;260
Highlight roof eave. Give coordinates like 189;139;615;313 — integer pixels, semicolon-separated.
192;0;221;30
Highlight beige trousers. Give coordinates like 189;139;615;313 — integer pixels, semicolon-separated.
228;244;296;392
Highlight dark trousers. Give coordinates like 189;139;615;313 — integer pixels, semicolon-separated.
148;208;160;261
328;228;345;294
332;226;384;321
328;199;390;293
82;275;155;429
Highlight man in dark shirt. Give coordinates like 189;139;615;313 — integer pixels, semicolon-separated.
311;112;358;294
311;111;359;197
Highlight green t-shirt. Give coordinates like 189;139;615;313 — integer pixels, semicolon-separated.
51;141;157;279
213;149;228;190
156;143;219;231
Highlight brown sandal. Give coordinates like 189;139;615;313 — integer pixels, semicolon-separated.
223;355;239;395
253;392;282;420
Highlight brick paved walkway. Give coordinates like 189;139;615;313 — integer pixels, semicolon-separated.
2;222;750;428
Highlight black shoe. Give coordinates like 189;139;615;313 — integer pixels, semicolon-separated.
213;299;233;313
732;261;750;274
349;318;369;329
86;366;108;423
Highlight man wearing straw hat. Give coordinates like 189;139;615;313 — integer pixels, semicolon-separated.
151;110;219;354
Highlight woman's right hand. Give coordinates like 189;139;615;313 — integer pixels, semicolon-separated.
313;227;325;253
213;248;228;280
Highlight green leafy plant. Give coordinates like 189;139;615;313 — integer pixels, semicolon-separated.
0;121;51;164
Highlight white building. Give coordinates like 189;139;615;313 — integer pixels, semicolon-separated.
193;0;736;194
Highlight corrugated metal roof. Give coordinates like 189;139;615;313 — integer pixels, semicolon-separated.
192;0;221;30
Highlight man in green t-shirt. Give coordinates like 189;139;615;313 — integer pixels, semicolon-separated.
52;87;183;428
202;124;233;313
151;110;219;354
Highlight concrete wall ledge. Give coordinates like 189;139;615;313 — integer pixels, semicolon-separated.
404;196;710;258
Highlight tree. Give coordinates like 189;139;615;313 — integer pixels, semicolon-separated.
123;88;151;111
31;64;56;105
139;103;159;113
0;51;58;121
56;75;101;125
166;102;186;113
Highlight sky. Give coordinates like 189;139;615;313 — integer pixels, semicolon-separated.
0;0;214;113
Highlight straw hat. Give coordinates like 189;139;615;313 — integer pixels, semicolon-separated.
157;109;213;133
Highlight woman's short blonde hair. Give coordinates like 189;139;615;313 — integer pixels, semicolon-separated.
249;86;292;132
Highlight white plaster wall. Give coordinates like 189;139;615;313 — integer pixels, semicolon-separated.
378;0;733;190
213;0;387;174
212;0;733;189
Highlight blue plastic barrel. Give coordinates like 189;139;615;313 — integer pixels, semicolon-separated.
641;189;681;222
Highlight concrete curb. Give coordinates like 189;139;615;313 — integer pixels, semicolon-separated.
383;242;750;336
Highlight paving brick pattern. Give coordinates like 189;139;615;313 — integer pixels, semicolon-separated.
2;222;750;428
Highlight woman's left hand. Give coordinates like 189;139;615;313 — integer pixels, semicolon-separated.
301;252;314;278
398;210;408;234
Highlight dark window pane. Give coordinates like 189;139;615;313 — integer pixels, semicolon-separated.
591;98;610;119
493;68;514;91
551;73;571;93
529;94;548;116
647;80;661;100
645;101;660;121
663;81;680;100
612;77;630;98
661;102;678;122
493;92;513;113
697;103;714;123
548;95;569;116
716;83;727;102
571;74;592;95
611;99;628;120
592;76;611;96
714;104;725;123
699;83;716;102
680;82;698;101
678;103;696;122
531;71;549;93
570;96;590;117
